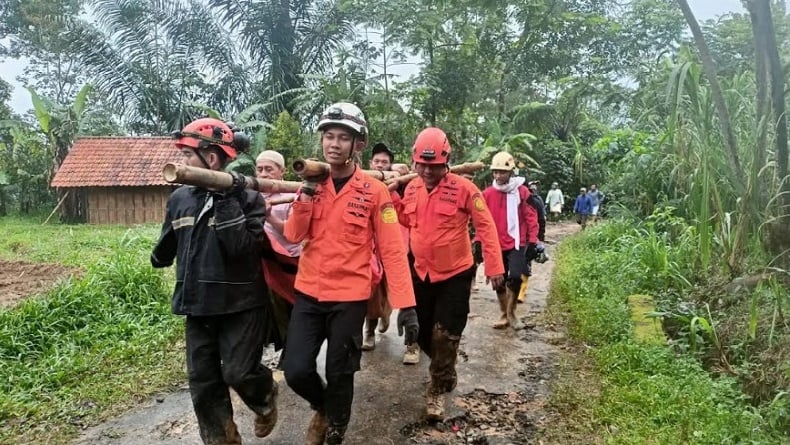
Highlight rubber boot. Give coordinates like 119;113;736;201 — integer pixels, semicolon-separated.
361;318;376;351
506;287;524;330
305;411;329;445
254;381;278;437
492;289;509;329
517;275;529;303
403;343;420;365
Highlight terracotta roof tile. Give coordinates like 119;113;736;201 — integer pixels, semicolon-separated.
51;137;183;187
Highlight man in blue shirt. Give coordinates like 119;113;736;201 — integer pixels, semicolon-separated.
587;184;605;224
574;187;593;230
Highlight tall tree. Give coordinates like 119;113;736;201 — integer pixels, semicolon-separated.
676;0;744;188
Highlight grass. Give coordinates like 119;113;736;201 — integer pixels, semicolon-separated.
0;216;163;266
0;217;185;445
541;222;787;444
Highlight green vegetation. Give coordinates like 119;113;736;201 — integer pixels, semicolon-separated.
0;218;184;445
544;220;788;444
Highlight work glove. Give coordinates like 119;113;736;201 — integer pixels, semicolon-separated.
534;243;549;264
525;243;538;261
300;179;319;197
397;307;419;345
221;171;247;198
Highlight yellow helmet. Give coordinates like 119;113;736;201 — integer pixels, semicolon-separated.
490;151;516;171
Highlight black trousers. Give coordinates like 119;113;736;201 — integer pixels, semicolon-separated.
412;267;475;356
283;292;367;428
502;248;529;292
185;308;275;444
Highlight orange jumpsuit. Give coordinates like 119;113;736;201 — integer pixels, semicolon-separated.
284;166;415;309
393;172;504;395
396;173;504;281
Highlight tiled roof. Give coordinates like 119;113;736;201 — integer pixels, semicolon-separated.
51;137;183;187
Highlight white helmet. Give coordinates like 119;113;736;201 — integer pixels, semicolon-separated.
490;151;516;171
317;102;367;137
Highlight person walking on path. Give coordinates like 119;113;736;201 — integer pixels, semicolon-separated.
545;182;564;223
394;127;505;422
283;103;418;444
152;118;279;445
481;152;539;328
574;187;593;230
588;184;605;224
363;142;422;364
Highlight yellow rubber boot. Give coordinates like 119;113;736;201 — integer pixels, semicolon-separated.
517;275;529;303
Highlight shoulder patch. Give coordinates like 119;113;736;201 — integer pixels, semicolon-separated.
381;202;398;224
473;195;486;211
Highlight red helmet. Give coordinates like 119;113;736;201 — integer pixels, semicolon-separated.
173;118;237;159
412;127;451;165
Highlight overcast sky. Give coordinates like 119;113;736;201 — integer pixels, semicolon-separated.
0;0;747;114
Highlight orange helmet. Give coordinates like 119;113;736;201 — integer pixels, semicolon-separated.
173;118;238;159
412;127;451;165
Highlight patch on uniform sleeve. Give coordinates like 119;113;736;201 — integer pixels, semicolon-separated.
473;195;486;211
381;202;398;224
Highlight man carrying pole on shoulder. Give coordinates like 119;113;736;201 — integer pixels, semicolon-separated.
394;127;505;422
283;102;418;444
152;118;279;444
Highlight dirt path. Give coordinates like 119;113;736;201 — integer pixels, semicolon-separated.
73;223;578;445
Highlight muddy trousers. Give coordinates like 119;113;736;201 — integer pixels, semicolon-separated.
413;267;475;394
283;292;367;429
185;309;276;445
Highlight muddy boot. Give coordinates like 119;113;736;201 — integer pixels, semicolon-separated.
492;289;509;329
325;424;347;445
506;287;524;330
425;390;445;421
517;275;528;304
305;410;329;445
361;318;376;351
402;343;420;365
254;382;278;438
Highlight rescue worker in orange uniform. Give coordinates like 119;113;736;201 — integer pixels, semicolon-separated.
362;143;395;352
152;118;278;444
394;127;505;421
482;152;539;330
283;102;418;445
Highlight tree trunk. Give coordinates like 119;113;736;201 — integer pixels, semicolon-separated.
676;0;744;189
753;0;789;199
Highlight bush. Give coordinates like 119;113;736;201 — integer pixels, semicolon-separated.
549;221;785;443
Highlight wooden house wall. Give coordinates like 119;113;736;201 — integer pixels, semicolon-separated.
86;186;172;225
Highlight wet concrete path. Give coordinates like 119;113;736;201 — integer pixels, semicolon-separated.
73;223;577;445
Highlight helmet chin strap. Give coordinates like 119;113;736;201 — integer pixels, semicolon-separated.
194;149;212;170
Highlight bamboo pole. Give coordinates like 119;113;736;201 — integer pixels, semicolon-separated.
267;195;296;206
162;163;302;193
42;190;70;225
292;158;401;182
385;161;486;185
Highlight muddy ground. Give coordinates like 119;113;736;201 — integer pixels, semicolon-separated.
73;223;578;445
0;260;82;308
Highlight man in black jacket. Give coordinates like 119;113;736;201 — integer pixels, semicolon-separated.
152;118;278;445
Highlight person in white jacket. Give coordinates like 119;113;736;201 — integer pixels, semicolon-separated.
545;182;564;223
